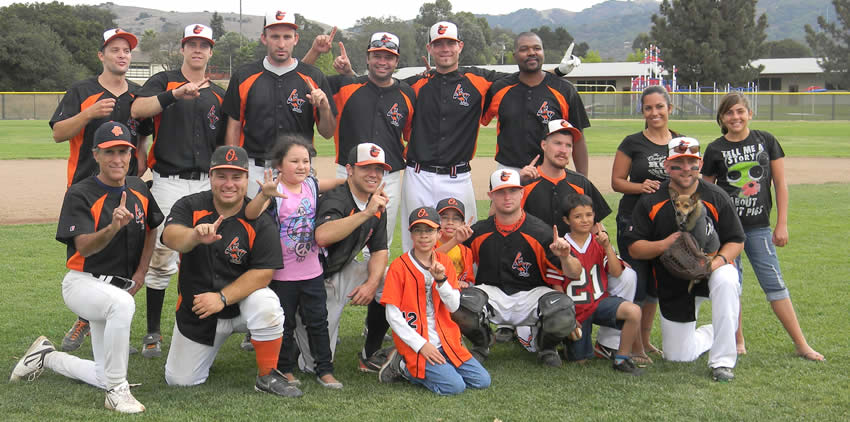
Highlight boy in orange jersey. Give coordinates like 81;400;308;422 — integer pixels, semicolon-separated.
434;197;475;288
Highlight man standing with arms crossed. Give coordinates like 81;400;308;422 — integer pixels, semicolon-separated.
130;24;226;359
50;28;153;353
223;9;336;198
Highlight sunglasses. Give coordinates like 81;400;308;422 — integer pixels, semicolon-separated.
670;165;700;171
671;143;700;155
369;39;398;51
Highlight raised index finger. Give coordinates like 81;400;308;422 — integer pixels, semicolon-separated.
565;42;575;58
529;154;539;167
328;26;337;43
338;41;347;58
553;225;559;241
119;191;126;207
212;215;224;231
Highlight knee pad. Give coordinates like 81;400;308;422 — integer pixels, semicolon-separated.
451;288;491;350
536;292;576;349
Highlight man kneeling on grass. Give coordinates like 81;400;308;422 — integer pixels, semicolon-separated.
378;207;491;395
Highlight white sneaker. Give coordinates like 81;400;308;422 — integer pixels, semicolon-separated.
105;382;146;414
9;336;55;382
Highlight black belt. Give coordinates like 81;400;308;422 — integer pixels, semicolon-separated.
161;170;206;180
407;161;471;178
252;158;268;167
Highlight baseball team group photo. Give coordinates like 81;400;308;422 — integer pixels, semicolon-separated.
1;0;848;420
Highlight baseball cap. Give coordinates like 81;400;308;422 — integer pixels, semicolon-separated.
489;169;522;192
182;24;215;46
544;119;583;142
667;137;701;160
102;28;138;50
93;121;135;150
348;143;392;171
429;21;459;44
409;206;440;230
368;32;400;56
210;146;249;172
436;197;465;219
264;10;298;30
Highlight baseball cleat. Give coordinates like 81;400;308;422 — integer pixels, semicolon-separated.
711;367;735;382
141;333;162;359
10;336;55;382
378;349;404;383
358;347;391;373
241;333;255;351
255;369;303;398
61;318;90;352
538;349;562;367
612;358;644;376
593;342;616;360
493;327;515;343
105;381;145;413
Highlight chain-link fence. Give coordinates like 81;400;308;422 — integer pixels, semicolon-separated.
2;91;850;121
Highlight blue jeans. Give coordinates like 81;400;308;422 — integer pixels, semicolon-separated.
734;226;790;302
405;348;491;395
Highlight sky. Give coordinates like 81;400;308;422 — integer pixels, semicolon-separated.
0;0;616;28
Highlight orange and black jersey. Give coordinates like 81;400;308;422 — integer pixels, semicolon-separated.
621;180;745;322
165;190;283;346
404;67;504;166
136;70;226;175
481;72;590;168
463;211;565;295
521;168;610;236
316;182;387;277
328;75;415;172
56;176;163;278
222;59;337;159
50;77;153;187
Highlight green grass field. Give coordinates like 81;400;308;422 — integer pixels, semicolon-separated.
2;119;849;160
1;184;848;421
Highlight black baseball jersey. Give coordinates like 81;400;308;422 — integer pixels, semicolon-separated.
328;75;415;172
222;59;337;159
136;70;227;174
50;77;153;187
56;176;163;278
620;180;745;322
521;168;611;236
481;72;590;168
165;190;283;346
702;130;785;229
615;131;679;218
316;182;387;277
463;211;565;295
404;67;505;166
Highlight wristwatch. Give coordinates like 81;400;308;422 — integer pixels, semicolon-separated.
219;291;228;306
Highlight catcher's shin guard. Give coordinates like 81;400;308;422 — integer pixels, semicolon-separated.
535;292;576;351
451;287;492;358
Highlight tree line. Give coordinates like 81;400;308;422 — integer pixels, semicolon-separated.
1;0;847;91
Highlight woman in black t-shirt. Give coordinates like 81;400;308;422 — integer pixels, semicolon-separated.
611;85;680;363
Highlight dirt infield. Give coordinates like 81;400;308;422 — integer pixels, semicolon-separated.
2;156;848;225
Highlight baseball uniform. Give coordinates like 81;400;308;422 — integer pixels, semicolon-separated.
521;168;611;236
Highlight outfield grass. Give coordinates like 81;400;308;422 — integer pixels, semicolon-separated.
2;119;849;160
1;183;847;421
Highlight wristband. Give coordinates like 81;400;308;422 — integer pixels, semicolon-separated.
434;276;447;284
219;291;228;306
553;67;565;77
157;90;177;108
714;255;728;265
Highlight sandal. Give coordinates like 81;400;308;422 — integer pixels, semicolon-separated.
646;344;663;357
631;354;653;368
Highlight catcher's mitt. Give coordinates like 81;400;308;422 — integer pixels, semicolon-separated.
660;231;712;282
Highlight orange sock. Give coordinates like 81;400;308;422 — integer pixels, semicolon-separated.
251;336;282;376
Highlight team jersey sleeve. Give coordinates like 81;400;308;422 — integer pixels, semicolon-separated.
566;88;591;130
315;194;345;228
366;212;389;253
222;72;242;120
55;186;95;245
50;86;82;128
165;195;194;228
316;73;338;117
248;214;285;270
585;180;612;222
137;72;169;97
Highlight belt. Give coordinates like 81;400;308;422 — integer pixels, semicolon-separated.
407;161;471;178
86;272;137;291
160;170;207;180
252;158;268;167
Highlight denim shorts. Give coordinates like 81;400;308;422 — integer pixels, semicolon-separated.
735;226;790;302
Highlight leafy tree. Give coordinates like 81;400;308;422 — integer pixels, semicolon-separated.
583;50;603;63
760;38;813;58
209;12;225;41
207;32;259;74
805;0;850;89
650;0;767;85
414;0;454;51
625;49;646;62
349;16;419;72
0;20;88;90
0;2;115;76
139;28;183;71
632;33;652;51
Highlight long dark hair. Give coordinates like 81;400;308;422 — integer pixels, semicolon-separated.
716;92;751;135
270;134;316;168
640;85;672;129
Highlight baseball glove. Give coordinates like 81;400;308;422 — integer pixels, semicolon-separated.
660;231;712;282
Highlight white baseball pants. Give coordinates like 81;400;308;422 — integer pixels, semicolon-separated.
400;167;477;252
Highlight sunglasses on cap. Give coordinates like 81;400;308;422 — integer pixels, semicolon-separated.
672;143;700;155
369;39;398;51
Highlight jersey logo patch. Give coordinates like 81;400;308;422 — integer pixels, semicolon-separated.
386;103;403;127
225;237;247;264
207;105;219;129
134;203;144;226
453;84;470;107
287;89;305;113
536;101;555;123
512;252;531;277
126;118;140;136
